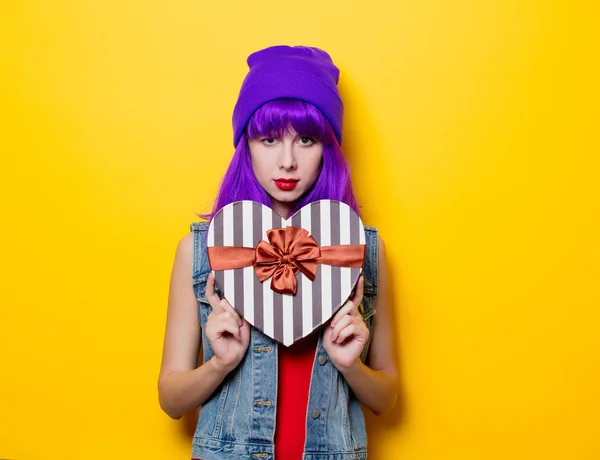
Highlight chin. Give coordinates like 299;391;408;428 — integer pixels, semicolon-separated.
270;188;303;203
270;189;303;204
274;194;300;204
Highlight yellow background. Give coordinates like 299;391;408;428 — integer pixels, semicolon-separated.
1;1;599;459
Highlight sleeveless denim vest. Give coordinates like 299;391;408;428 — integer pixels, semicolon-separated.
189;221;379;460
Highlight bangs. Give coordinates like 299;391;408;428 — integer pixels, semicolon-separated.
246;99;334;142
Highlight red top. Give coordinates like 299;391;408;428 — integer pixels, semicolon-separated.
275;332;319;459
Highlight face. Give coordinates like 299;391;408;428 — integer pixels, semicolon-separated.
248;129;323;218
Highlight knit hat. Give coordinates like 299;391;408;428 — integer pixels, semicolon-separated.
232;45;344;147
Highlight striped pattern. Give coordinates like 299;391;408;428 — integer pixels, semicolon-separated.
208;200;365;346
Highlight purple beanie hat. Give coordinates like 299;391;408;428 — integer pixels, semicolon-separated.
232;45;344;147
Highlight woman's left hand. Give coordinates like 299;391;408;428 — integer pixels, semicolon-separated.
323;275;369;372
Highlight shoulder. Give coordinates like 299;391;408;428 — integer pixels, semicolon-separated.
175;231;194;265
180;230;194;247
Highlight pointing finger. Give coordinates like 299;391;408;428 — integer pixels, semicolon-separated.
206;273;223;312
351;275;364;307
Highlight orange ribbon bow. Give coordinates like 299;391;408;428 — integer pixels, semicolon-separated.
207;226;365;295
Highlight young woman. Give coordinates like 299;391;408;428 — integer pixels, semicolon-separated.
158;45;398;460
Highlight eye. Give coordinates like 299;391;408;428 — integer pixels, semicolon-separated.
261;137;277;145
298;136;316;146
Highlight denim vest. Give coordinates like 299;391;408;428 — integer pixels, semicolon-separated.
190;221;379;460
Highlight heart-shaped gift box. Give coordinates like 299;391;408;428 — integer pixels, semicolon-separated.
207;200;366;346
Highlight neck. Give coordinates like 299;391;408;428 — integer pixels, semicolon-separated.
271;200;294;219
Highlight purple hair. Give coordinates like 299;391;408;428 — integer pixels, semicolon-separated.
199;99;359;221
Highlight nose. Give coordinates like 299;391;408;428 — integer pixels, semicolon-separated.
278;140;297;171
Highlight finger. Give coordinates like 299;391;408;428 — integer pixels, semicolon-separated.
220;307;243;329
206;273;221;309
331;299;358;328
220;299;243;327
206;274;223;312
336;324;360;344
331;315;355;342
239;319;251;342
208;309;240;334
350;275;364;307
214;313;242;341
206;318;239;341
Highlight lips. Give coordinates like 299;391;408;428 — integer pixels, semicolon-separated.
274;178;299;191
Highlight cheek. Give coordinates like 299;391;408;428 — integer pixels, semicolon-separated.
307;151;323;181
250;152;270;179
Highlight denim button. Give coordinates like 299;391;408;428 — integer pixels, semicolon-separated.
253;400;272;406
318;355;327;365
253;345;272;352
311;409;321;419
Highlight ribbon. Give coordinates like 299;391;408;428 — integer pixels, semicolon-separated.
208;226;365;295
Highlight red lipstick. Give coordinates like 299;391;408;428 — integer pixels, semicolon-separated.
274;178;299;191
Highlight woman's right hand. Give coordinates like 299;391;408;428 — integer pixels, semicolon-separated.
205;273;250;374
